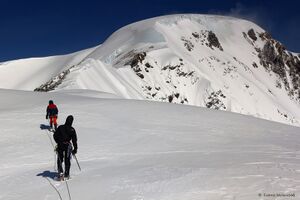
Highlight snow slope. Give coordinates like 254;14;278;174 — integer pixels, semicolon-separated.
0;46;97;90
0;89;299;200
1;14;300;126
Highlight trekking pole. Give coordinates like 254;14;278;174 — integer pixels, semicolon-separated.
73;155;81;171
54;146;58;171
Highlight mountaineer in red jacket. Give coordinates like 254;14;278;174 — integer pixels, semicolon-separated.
46;100;58;130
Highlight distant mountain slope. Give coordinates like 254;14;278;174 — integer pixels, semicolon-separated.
0;46;97;90
1;14;300;125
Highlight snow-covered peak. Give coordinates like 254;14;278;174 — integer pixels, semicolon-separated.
86;14;265;63
1;14;300;126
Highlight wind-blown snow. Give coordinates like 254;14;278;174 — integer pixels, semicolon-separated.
0;89;299;200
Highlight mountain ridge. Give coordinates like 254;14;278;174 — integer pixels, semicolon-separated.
1;14;300;125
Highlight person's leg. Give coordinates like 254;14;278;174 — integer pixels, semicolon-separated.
57;148;64;175
53;116;57;130
64;149;71;177
50;116;53;128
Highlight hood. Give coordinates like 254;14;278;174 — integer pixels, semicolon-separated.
65;115;74;126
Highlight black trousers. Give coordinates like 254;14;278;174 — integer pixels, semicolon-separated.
57;144;72;176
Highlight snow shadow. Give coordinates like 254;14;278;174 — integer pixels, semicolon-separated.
37;170;57;180
40;124;51;130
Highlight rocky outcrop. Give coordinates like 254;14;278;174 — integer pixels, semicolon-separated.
205;90;226;110
181;30;224;52
247;29;257;41
258;32;300;100
126;52;147;67
34;68;71;92
181;37;194;51
207;31;223;51
125;52;147;79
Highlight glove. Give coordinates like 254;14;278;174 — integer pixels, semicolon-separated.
46;115;48;119
72;149;77;155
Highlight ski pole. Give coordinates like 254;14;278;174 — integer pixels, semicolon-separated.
73;154;81;171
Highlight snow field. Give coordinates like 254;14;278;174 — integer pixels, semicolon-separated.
0;89;299;200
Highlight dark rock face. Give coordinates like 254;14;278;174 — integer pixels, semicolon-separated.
124;52;147;79
168;95;173;103
145;63;153;69
252;62;258;68
259;40;288;89
207;31;223;51
205;90;226;110
192;32;200;39
247;29;257;41
127;52;146;67
167;93;182;103
181;37;194;51
34;69;71;92
180;30;224;52
259;32;272;41
162;65;180;71
258;32;300;100
260;41;277;66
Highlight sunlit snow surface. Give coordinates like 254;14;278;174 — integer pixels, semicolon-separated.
1;14;300;126
0;14;300;199
0;89;299;200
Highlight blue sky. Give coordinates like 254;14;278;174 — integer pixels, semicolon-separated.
1;0;299;61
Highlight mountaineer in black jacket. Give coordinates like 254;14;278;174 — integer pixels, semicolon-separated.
53;115;78;179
